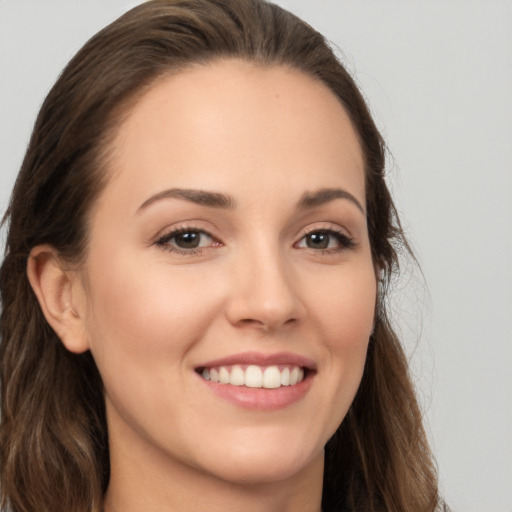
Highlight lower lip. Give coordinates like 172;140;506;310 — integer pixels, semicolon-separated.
199;373;314;411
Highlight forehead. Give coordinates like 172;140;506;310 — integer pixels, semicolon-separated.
102;59;365;210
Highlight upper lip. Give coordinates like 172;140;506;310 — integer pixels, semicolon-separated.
196;351;317;370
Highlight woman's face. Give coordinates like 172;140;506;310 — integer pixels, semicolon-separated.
78;60;376;484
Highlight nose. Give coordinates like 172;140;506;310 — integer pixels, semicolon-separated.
224;244;305;332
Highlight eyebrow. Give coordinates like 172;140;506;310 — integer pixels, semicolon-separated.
296;188;365;214
137;186;364;214
138;188;236;211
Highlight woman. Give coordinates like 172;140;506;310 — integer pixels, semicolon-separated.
0;1;446;511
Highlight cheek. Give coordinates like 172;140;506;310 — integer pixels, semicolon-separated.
304;261;375;419
83;250;223;371
81;250;229;439
308;261;376;346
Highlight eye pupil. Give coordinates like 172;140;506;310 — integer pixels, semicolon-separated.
175;232;200;248
307;232;329;249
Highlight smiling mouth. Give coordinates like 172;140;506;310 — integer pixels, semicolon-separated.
196;364;308;389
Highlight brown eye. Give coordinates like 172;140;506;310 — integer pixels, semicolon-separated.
296;229;355;251
305;231;330;249
174;231;202;249
156;229;217;253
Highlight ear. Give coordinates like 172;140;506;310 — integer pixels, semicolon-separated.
373;258;385;282
27;245;90;354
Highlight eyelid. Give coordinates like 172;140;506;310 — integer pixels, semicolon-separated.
152;220;220;243
294;223;356;251
154;223;222;254
295;222;352;240
158;228;212;244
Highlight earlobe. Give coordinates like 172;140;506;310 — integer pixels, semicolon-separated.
373;260;385;283
27;245;90;354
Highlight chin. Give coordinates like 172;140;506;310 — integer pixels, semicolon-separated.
191;430;325;486
207;455;318;486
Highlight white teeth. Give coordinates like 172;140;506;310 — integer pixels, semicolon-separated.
262;366;281;388
245;365;263;388
289;367;299;385
280;367;290;386
219;367;230;384
210;368;219;383
201;364;306;388
229;365;245;386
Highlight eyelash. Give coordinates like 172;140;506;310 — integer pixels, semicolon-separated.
155;226;218;256
295;227;355;253
154;226;355;256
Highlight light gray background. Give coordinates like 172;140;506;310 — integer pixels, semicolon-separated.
1;1;511;511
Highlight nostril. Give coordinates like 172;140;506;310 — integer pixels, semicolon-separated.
236;316;298;332
224;274;305;331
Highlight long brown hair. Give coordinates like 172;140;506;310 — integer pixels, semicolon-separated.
1;1;445;511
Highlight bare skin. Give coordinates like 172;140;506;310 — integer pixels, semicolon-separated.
28;60;376;512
